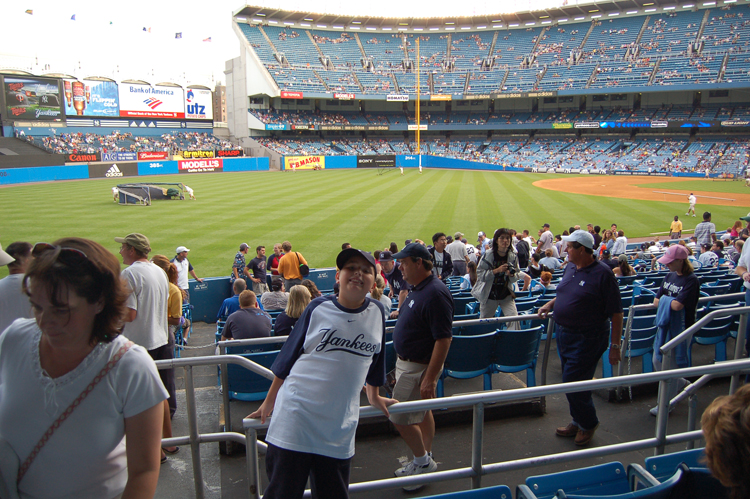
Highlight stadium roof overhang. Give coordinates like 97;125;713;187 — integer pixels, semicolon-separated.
233;0;707;31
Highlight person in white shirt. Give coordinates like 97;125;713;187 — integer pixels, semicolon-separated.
612;230;628;256
0;241;33;334
172;245;204;303
687;193;696;217
698;244;719;268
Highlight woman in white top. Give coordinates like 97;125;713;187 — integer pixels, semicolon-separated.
0;238;167;499
460;261;478;291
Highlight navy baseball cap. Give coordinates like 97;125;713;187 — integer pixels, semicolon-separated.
392;242;431;261
336;248;377;274
379;250;394;262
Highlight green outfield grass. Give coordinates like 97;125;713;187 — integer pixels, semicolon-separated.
1;170;745;279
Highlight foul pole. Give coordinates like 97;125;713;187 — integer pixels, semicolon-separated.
416;38;421;170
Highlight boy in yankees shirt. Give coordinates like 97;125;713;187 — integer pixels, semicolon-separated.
249;248;396;499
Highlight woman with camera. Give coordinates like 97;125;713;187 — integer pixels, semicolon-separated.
471;228;521;330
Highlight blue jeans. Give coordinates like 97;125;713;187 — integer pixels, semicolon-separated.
557;324;610;431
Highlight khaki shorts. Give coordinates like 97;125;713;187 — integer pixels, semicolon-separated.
389;358;442;426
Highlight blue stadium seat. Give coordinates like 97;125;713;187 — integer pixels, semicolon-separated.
492;326;543;387
226;351;279;401
419;485;513;498
438;332;496;397
517;462;630;499
643;448;706;482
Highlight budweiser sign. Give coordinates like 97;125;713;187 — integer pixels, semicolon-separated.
138;151;169;160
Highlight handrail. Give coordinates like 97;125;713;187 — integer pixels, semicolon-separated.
242;359;750;498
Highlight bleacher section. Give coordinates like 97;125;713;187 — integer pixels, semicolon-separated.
237;2;750;96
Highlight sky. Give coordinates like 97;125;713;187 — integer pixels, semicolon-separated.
0;0;575;87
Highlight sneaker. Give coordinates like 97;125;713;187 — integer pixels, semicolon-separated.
649;404;675;417
394;456;438;491
575;424;599;446
556;422;579;437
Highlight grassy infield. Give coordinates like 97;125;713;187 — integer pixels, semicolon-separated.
1;169;747;279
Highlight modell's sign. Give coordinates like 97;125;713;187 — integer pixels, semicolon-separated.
138;151;169;160
386;94;409;102
280;91;303;99
217;149;244;157
178;158;223;173
334;92;355;100
179;150;215;159
66;152;101;162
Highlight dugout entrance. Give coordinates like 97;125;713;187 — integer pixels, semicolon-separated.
117;183;186;206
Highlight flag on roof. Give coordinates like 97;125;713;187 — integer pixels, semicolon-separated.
71;14;76;20
25;9;33;14
175;32;182;39
203;37;212;42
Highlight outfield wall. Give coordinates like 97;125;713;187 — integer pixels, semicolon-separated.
281;153;722;177
0;157;270;185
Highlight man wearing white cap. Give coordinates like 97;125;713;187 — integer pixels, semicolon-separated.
477;231;491;255
0;242;33;334
539;230;622;447
172;246;203;303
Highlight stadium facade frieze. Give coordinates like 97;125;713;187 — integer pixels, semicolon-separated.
259;119;749;133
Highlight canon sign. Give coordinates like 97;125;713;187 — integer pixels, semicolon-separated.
66;152;101;163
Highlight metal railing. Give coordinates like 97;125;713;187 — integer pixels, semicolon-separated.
159;294;750;498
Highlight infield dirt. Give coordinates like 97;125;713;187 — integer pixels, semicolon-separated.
533;175;750;207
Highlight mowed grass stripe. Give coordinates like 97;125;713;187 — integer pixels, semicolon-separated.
1;170;745;279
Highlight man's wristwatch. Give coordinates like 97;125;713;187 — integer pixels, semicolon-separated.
610;344;621;350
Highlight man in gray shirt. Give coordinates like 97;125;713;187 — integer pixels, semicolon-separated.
221;290;272;340
446;231;469;276
694;211;717;246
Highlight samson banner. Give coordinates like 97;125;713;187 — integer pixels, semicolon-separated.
66;152;101;163
178;158;223;173
185;88;213;120
357;155;395;168
63;79;119;117
102;152;137;162
3;76;63;122
284;156;325;170
217;149;244;157
88;162;139;179
178;150;215;159
138;151;169;160
119;84;184;118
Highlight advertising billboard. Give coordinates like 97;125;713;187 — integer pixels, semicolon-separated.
185;88;213;120
102;152;138;162
138;151;169;161
357;155;395;168
178;150;215;159
88;162;139;179
217;150;244;157
66;152;101;163
119;84;184;118
178;158;223;173
280;91;303;99
284;156;325;170
3;76;63;122
63;79;119;117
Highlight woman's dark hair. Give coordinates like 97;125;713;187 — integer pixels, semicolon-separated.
492;228;512;261
389;242;398;254
618;255;632;276
467;260;477;286
301;279;321;298
23;237;128;344
373;250;381;261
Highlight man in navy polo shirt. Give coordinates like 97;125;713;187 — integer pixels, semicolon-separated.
380;251;409;319
539;230;622;447
389;243;453;490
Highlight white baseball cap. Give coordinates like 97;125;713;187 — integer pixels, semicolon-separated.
176;246;190;253
562;230;595;249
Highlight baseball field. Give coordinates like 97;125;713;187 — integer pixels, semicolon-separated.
1;169;747;279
